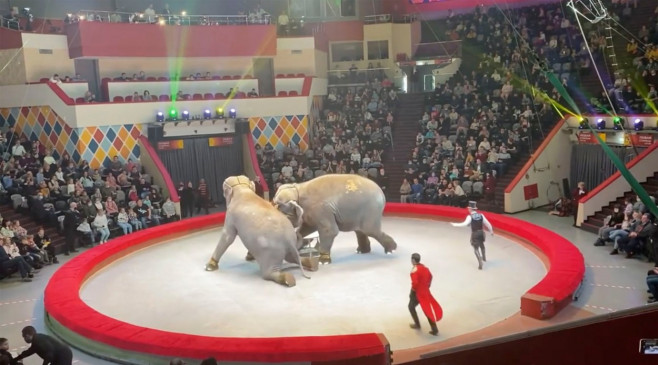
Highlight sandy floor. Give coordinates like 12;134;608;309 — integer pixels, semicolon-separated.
79;216;546;351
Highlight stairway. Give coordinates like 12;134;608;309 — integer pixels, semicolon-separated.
581;171;658;234
0;203;66;254
382;93;426;202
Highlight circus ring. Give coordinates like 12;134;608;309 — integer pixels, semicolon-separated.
43;203;584;365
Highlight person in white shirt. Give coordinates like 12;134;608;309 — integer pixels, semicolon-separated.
11;140;25;157
451;201;494;270
144;4;156;23
93;209;110;244
49;74;62;84
116;207;133;235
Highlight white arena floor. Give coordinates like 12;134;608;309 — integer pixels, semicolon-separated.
79;216;546;351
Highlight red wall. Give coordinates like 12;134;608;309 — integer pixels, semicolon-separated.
66;22;277;58
0;27;23;50
406;307;658;365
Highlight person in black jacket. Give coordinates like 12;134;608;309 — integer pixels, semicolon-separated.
12;326;72;365
62;202;81;255
177;181;195;218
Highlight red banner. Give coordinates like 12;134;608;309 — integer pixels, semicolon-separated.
208;136;234;147
523;184;539;201
157;140;184;151
577;131;606;144
629;134;654;147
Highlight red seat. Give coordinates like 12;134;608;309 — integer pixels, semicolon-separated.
158;77;168;81
193;93;203;100
75;97;85;103
277;91;288;96
146;77;156;81
215;93;225;99
244;75;253;79
159;95;170;101
212;76;221;80
232;75;241;79
288;90;298;96
113;96;124;102
235;92;246;98
296;73;305;77
286;73;295;77
222;75;231;80
125;95;133;101
204;93;214;100
102;77;111;83
276;74;285;78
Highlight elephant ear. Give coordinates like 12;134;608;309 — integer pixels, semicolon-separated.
223;179;235;206
278;201;304;229
249;180;256;192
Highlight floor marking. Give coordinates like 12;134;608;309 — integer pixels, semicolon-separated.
586;265;627;269
0;298;37;306
0;318;36;327
585;304;616;312
589;283;638;290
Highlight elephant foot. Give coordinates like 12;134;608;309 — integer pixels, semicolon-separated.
205;258;218;271
275;272;296;287
385;249;396;255
356;246;372;254
319;253;332;265
245;252;255;261
301;256;319;272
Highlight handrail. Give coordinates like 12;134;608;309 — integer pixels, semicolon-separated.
363;14;392;24
580;141;658;204
504;118;566;194
137;136;180;202
75;10;271;26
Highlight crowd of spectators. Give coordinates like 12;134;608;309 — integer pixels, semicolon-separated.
0;127;216;283
607;4;658;114
257;81;397;197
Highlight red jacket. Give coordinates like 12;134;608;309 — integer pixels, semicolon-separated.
572;188;587;203
411;263;443;322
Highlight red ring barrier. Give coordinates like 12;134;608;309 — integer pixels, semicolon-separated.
44;203;583;363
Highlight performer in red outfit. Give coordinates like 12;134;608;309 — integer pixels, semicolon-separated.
408;253;442;336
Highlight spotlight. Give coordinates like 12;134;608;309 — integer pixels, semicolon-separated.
229;108;237;118
169;108;178;121
633;118;644;131
158;18;166;26
216;107;224;118
203;109;212;119
613;117;623;131
181;11;187;16
182;110;190;121
156;111;164;122
596;118;605;130
578;118;589;129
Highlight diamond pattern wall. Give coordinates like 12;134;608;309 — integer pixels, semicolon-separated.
0;107;142;169
248;115;309;151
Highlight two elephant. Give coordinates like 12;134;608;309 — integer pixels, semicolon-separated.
206;174;397;287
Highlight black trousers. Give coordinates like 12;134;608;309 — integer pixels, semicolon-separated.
64;231;77;254
408;290;438;332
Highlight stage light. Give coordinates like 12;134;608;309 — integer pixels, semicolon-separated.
613;117;623;131
181;11;187;16
203;109;212;119
156;111;164;122
633;118;644;131
182;110;190;121
596;118;605;130
169;108;178;121
229;108;237;118
158;18;166;25
216;107;224;118
578;118;588;129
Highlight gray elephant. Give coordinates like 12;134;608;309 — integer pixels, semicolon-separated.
205;175;318;287
272;174;397;264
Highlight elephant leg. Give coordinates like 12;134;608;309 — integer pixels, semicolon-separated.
362;218;398;254
286;250;319;272
355;231;372;254
262;265;296;287
317;223;339;265
297;224;317;250
206;225;237;271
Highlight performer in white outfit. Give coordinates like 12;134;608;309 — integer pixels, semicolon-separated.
451;201;494;270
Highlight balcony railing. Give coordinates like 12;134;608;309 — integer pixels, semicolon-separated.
73;10;271;26
327;67;391;86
